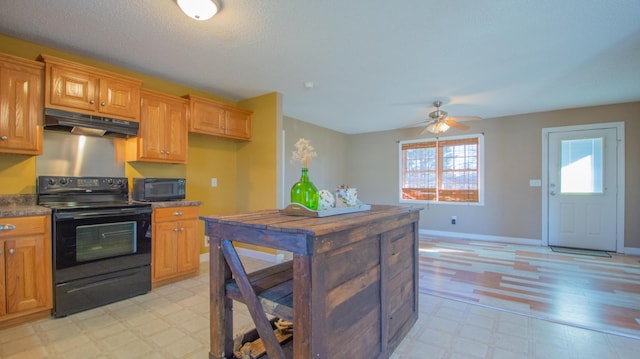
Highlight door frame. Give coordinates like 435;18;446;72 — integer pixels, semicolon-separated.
541;122;625;253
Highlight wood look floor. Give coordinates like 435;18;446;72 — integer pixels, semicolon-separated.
419;237;640;339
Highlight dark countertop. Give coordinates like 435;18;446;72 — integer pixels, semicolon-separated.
0;194;51;217
144;200;203;208
0;195;202;218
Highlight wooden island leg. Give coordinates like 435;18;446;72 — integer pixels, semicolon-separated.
293;254;312;358
221;239;286;359
210;236;234;359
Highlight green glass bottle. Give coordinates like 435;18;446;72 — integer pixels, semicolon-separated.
290;168;319;210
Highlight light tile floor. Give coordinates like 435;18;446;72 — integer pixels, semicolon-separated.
1;256;640;358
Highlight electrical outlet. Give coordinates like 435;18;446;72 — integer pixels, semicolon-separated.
451;216;457;225
204;235;210;247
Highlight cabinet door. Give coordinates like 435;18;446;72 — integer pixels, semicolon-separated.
177;219;200;273
164;99;188;163
4;235;51;314
138;91;187;164
225;108;252;140
47;64;99;112
0;241;5;317
0;63;43;154
99;77;140;120
189;99;226;136
138;94;166;161
152;222;179;281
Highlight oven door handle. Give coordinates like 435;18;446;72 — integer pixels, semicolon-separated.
55;208;151;220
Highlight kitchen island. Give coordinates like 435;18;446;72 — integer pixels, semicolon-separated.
201;204;422;359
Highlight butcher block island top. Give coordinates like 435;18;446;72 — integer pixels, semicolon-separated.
201;204;422;359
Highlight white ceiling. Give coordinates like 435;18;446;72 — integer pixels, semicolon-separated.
1;0;639;134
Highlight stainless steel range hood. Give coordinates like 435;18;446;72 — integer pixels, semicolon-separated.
44;108;139;138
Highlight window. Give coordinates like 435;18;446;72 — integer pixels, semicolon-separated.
399;134;483;204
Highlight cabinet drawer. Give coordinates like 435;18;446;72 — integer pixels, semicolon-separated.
0;216;48;238
153;206;199;222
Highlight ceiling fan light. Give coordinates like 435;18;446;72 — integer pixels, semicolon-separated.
177;0;219;21
426;121;450;134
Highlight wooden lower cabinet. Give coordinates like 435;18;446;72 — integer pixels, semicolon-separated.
152;206;200;285
0;215;52;328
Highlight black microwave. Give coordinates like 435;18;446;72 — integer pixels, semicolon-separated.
132;178;186;202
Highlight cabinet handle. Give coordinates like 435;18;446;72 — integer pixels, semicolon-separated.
180;227;185;232
160;150;165;154
8;248;15;255
101;102;106;106
89;99;95;104
166;151;171;155
173;211;183;216
0;224;16;231
173;228;179;232
1;135;7;141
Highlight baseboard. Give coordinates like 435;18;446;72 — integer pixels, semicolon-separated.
624;247;640;256
420;229;542;246
200;248;284;264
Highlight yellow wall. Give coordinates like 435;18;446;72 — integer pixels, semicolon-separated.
0;34;280;254
0;154;37;194
237;92;282;211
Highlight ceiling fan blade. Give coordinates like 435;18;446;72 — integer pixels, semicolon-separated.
445;119;470;130
448;115;481;122
401;119;429;129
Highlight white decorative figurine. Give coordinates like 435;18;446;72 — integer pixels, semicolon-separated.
335;185;358;207
318;189;335;210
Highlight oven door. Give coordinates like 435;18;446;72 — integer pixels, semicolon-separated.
53;206;152;284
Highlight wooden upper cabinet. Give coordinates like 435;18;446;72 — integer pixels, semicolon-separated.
0;53;44;155
134;89;188;164
41;54;142;121
185;94;252;141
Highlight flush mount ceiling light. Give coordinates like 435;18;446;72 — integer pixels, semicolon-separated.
177;0;220;21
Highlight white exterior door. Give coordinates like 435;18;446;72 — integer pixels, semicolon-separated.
548;128;618;251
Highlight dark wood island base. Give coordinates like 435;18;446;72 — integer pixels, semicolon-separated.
201;205;422;359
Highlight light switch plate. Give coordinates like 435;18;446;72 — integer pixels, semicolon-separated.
211;178;217;187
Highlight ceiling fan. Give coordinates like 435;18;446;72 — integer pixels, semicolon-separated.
420;100;480;134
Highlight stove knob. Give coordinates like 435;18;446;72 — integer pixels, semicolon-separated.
59;178;68;185
48;178;56;185
116;179;125;187
106;178;114;185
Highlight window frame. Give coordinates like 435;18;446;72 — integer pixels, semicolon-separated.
398;133;485;205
